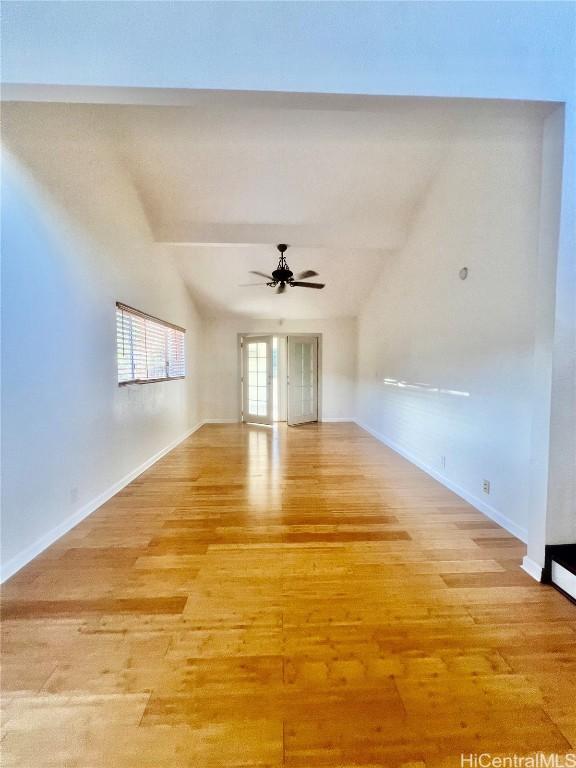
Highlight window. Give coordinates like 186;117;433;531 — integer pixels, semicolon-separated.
116;302;185;385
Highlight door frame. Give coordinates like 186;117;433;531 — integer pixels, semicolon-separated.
238;332;323;423
287;335;319;426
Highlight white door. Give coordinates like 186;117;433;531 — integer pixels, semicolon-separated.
242;336;273;425
287;336;318;425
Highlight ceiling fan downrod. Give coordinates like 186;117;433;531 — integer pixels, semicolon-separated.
270;244;293;291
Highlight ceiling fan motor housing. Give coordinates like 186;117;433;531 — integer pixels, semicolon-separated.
272;267;293;283
272;244;293;284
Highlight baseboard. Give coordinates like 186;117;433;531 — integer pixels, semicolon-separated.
202;418;239;424
355;420;528;543
522;556;543;582
321;417;356;423
551;561;576;600
0;421;204;583
195;418;356;425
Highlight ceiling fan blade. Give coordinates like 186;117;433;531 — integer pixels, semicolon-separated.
296;270;318;280
276;282;286;294
238;282;269;287
250;270;274;281
291;281;325;289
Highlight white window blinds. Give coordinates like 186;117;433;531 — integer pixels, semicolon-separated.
116;303;186;385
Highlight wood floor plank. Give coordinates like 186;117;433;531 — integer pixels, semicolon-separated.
1;597;187;620
1;422;574;767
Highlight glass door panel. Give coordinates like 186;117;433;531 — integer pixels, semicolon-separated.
242;336;273;425
287;336;318;425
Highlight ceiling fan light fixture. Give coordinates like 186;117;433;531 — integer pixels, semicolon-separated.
242;244;325;293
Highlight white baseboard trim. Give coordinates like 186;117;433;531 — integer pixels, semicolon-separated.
355;420;528;543
321;418;356;423
551;560;576;598
0;421;204;583
205;418;356;424
522;556;543;582
203;418;239;424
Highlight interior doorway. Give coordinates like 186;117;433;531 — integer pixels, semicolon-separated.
240;334;320;426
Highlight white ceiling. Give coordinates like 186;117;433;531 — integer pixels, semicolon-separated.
2;95;549;319
118;100;461;250
173;244;384;319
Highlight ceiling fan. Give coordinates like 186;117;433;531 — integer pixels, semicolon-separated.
244;244;325;294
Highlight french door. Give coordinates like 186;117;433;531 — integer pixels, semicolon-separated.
287;336;318;425
242;336;273;425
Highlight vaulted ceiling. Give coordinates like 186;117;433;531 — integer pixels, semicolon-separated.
173;244;384;319
2;93;548;318
117;99;460;250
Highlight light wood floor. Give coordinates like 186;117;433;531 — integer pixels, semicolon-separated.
1;423;575;767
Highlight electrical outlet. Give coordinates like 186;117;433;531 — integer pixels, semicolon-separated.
482;479;490;495
440;455;446;470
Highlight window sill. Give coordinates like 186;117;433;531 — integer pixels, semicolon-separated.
118;376;186;386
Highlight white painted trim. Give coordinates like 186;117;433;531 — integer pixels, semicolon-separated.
521;556;543;582
0;422;204;583
551;561;576;599
203;418;239;424
321;418;356;423
355;420;528;543
237;333;324;424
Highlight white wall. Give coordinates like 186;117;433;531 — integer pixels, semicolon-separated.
1;134;203;579
202;317;356;422
2;2;572;103
527;108;568;566
356;115;545;541
2;1;574;570
545;104;576;549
